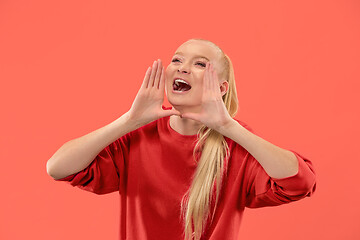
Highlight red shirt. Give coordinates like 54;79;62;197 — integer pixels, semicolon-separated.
55;113;316;240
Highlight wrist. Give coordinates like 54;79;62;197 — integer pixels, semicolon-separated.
215;117;237;136
122;111;143;130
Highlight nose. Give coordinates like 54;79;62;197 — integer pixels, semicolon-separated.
177;64;190;74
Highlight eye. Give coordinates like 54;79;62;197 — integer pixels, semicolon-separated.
171;58;180;63
196;62;206;67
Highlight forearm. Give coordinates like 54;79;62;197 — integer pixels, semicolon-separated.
217;119;299;179
46;111;138;180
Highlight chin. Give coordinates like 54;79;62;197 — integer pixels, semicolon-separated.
167;100;186;112
169;100;202;115
166;87;201;109
168;100;184;110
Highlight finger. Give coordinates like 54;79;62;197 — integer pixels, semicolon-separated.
148;60;158;88
141;67;151;89
211;64;218;91
212;65;221;95
210;64;216;91
154;59;162;88
204;62;210;90
208;63;214;91
159;67;165;90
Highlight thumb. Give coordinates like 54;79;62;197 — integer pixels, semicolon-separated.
159;109;181;118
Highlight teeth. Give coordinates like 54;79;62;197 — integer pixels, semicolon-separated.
174;79;190;86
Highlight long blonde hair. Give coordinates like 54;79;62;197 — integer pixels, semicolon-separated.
180;39;239;240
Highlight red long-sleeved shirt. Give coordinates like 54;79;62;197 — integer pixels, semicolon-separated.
55;113;316;240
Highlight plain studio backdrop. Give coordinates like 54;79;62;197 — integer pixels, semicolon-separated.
0;0;359;239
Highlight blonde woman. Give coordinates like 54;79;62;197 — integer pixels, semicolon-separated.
46;39;316;240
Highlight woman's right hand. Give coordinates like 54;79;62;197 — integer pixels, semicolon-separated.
126;59;181;127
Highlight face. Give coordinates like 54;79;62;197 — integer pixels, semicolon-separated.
165;40;224;114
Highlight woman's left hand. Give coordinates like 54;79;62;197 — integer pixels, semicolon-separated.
181;62;235;132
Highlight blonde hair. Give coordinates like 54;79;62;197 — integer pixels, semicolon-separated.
180;38;239;240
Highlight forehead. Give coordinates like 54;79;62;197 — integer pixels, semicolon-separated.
174;40;221;61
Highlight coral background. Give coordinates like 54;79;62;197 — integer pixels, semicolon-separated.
1;0;359;239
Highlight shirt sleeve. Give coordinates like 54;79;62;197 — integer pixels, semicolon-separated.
245;149;317;208
54;132;131;195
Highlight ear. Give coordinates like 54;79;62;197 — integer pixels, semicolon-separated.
219;80;229;97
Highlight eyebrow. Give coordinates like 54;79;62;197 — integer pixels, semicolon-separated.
174;52;210;61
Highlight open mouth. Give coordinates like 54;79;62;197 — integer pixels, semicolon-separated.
173;79;192;92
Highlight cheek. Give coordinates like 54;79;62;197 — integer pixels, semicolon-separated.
197;72;206;85
165;67;174;80
164;71;171;85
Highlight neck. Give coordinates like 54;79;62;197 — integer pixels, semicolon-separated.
169;115;203;136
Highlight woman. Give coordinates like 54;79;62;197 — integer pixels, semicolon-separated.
46;38;316;240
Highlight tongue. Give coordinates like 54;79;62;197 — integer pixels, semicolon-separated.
174;82;191;91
